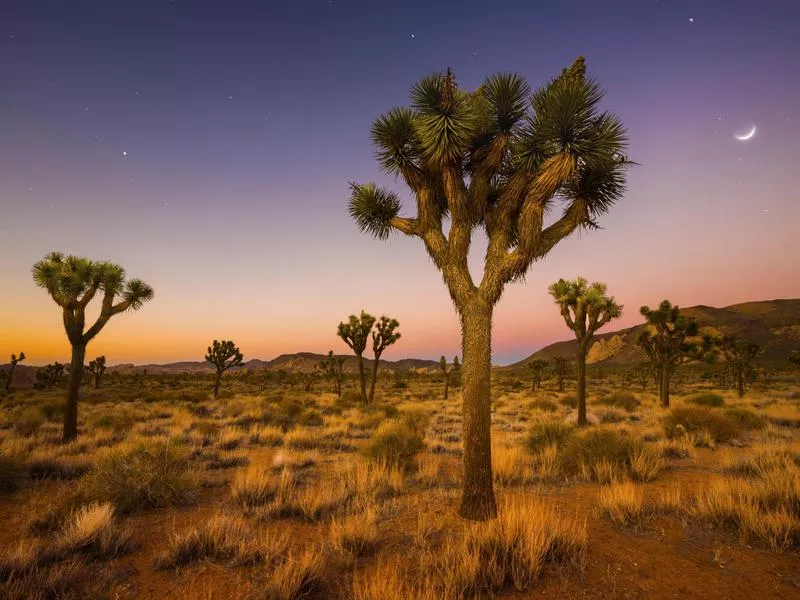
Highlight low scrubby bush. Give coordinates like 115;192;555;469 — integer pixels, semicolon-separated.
724;408;767;431
595;392;640;412
528;399;558;413
663;406;741;443
362;421;425;472
559;429;662;483
686;393;725;408
525;421;574;454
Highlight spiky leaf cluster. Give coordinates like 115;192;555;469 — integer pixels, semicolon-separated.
10;352;25;366
337;311;377;356
548;277;622;347
372;316;401;357
636;301;713;369
205;340;244;373
34;362;65;390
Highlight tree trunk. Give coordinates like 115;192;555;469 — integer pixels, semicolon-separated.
5;364;15;391
357;354;367;404
444;375;449;400
659;363;670;408
737;368;744;398
458;302;497;521
213;370;221;398
368;352;381;405
558;374;564;392
63;344;86;442
577;347;587;427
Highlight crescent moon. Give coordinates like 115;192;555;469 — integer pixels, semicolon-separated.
735;125;756;141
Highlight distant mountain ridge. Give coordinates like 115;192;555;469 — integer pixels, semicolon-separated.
508;298;800;369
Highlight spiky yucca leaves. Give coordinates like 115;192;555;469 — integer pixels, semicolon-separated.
338;311;377;404
548;278;622;426
205;340;244;399
319;350;346;397
87;356;107;389
636;300;712;408
31;252;154;441
553;357;572;393
368;316;401;404
348;58;629;520
527;359;548;392
719;337;761;398
4;352;25;392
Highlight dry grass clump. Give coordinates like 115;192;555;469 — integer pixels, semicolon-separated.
527;398;559;413
599;482;646;526
0;450;23;494
652;487;684;514
492;443;531;485
361;420;425;472
328;506;379;559
559;429;662;483
654;436;696;459
230;467;286;509
662;406;741;444
284;427;322;450
685;392;725;408
249;424;284;446
525;421;574;454
26;451;91;481
155;512;289;569
58;502;133;559
258;547;327;600
530;444;560;481
216;427;246;450
415;455;441;487
271;450;318;472
724;408;767;431
79;437;199;513
594;392;640;412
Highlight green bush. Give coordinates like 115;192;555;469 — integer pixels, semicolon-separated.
595;392;640;412
362;421;425;472
528;399;558;413
724;408;767;431
525;421;574;454
662;406;741;443
13;406;45;436
79;439;199;513
686;393;725;408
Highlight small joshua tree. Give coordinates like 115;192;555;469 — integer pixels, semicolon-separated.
548;278;622;426
720;337;760;398
319;350;346;397
4;352;25;392
338;311;376;404
34;362;66;390
32;252;153;442
369;316;401;404
552;357;571;393
87;356;107;389
440;355;460;399
636;300;712;408
527;359;548;392
205;340;244;398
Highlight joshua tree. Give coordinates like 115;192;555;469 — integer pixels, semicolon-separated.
548;278;622;426
347;58;629;519
32;252;153;442
527;359;548;392
4;352;25;391
720;337;760;398
636;300;711;408
205;340;244;398
789;350;800;372
319;350;346;397
338;311;376;404
368;316;401;404
87;356;107;389
552;357;572;393
440;355;460;399
630;363;651;391
34;362;66;390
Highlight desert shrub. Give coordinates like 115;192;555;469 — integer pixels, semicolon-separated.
297;408;324;427
525;421;574;454
686;393;725;408
381;404;400;418
595;392;640;412
79;438;199;513
597;408;626;424
27;454;91;481
38;398;65;421
724;408;767;430
58;502;133;560
87;409;137;434
392;381;408;390
362;421;425;471
328;506;379;559
261;547;328;600
400;406;430;434
599;482;647;527
528;399;558;413
492;444;530;485
559;429;662;483
663;406;741;443
12;406;45;437
558;396;577;409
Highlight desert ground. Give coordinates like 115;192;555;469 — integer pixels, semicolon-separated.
1;367;799;599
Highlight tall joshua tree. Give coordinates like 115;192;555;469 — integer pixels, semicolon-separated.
636;300;710;408
87;356;107;389
440;355;460;399
4;352;25;392
205;340;244;398
347;58;629;519
720;337;760;398
319;350;346;397
369;316;401;404
338;311;376;404
548;278;622;426
527;359;548;392
553;357;571;392
32;252;153;441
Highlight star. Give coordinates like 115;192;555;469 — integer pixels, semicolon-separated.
122;151;128;157
689;17;694;23
410;33;415;39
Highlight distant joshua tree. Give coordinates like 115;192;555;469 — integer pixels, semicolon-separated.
32;252;153;442
347;58;630;519
548;278;622;426
789;350;800;372
4;352;25;391
87;356;107;389
526;359;548;392
34;362;66;390
205;340;244;398
338;311;377;404
630;363;651;391
636;300;712;408
319;350;346;397
368;316;401;404
552;357;572;393
720;337;760;398
440;355;460;399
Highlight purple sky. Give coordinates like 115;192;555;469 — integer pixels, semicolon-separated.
1;0;798;365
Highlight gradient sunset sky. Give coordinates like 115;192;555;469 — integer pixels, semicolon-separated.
1;0;798;366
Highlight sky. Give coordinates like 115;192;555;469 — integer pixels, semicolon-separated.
1;0;798;366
